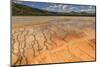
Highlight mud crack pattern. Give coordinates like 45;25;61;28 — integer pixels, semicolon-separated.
12;16;96;66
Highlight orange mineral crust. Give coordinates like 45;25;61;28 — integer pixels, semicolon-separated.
12;16;96;65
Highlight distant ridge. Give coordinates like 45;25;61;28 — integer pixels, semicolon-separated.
12;2;95;16
12;2;56;16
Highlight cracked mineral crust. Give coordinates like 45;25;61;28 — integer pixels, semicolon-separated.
12;16;96;65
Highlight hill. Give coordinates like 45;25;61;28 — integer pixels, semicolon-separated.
12;2;56;16
12;2;95;16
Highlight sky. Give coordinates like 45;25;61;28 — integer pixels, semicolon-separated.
13;1;96;13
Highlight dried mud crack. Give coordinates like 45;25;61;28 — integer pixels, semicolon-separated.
12;16;96;65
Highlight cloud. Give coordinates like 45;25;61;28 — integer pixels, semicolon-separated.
42;4;71;12
42;4;91;12
43;4;60;12
79;6;95;13
62;5;69;10
12;0;23;4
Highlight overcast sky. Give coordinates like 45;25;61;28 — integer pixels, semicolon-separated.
13;1;96;13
